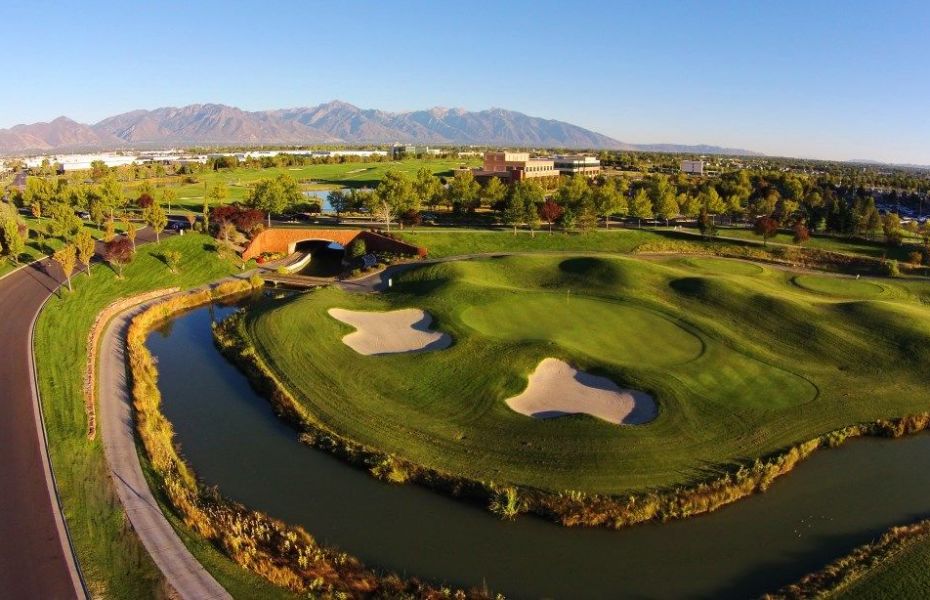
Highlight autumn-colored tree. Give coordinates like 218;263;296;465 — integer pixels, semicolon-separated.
75;229;95;277
53;245;77;292
136;193;155;209
103;218;116;242
753;215;779;247
793;222;810;245
144;202;168;243
163;250;181;273
125;219;138;250
697;210;718;239
538;199;564;234
104;236;134;278
399;209;422;229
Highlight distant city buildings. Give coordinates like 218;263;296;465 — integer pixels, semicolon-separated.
389;144;443;159
680;159;705;175
553;154;601;177
464;151;599;183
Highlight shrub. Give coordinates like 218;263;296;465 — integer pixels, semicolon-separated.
883;259;900;278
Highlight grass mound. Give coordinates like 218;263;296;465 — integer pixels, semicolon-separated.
237;255;930;496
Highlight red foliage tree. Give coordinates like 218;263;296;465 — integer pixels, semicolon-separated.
753;215;779;247
136;193;154;209
538;199;564;234
792;222;810;245
104;236;135;277
399;209;422;229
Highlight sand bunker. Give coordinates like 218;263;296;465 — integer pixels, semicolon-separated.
328;308;452;355
507;358;656;425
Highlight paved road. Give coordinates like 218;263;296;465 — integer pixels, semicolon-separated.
0;228;162;599
0;257;84;599
98;297;230;600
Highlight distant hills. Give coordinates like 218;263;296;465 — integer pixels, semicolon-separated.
0;101;760;156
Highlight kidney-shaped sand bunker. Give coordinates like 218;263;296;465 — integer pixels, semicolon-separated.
328;307;452;355
507;358;657;425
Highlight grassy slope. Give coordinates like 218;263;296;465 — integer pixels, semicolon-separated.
680;226;916;260
830;539;930;599
34;234;289;599
243;254;930;495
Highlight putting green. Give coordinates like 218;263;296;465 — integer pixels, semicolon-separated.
793;274;884;297
685;256;765;276
237;254;930;495
461;294;702;366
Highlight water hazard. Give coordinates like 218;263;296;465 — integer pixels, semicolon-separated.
148;299;930;599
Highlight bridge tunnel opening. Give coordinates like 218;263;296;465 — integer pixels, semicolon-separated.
293;239;346;277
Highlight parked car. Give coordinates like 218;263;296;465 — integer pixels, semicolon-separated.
168;220;192;231
75;210;91;220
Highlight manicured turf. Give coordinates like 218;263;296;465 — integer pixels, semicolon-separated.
123;158;477;211
241;254;930;494
830;538;930;599
398;228;672;258
33;234;291;599
680;226;916;260
793;274;885;297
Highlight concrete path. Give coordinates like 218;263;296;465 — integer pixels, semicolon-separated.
98;296;231;600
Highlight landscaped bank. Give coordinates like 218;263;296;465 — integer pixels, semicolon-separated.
152;299;930;598
127;283;490;598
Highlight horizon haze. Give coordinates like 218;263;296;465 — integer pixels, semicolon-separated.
1;1;928;163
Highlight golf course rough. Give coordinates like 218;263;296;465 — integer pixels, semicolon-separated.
236;254;930;498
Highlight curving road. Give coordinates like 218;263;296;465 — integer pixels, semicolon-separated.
0;228;163;599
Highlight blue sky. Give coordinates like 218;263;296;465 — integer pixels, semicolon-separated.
3;0;929;163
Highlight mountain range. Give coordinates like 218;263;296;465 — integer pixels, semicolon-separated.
0;101;759;156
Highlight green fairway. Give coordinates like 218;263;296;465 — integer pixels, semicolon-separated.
124;158;477;212
398;229;672;258
240;254;930;495
793;274;885;297
33;234;292;599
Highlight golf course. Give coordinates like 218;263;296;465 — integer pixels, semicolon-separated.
234;253;930;497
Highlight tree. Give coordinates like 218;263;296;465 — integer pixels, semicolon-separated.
538;199;564;234
447;170;480;213
556;174;590;209
502;192;525;234
629;188;653;227
882;213;903;246
399;209;422;229
592;182;625;229
349;238;367;259
753;215;779;247
328;190;349;219
161;188;177;215
697;210;718;239
413;167;442;209
144;202;168;243
247;175;302;227
370;170;414;231
103;218;116;242
125;220;138;250
793;222;811;245
163;250;181;273
0;217;24;264
653;191;680;226
98;176;125;220
53;245;77;292
75;229;95;277
481;177;507;210
47;203;82;240
104;237;134;278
